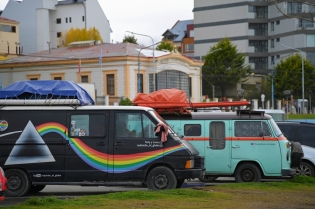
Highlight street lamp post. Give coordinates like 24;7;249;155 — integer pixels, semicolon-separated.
137;41;162;94
126;31;155;92
281;44;305;114
200;48;222;102
270;60;275;109
309;90;312;113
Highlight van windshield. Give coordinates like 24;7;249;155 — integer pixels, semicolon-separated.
148;110;179;137
270;119;283;137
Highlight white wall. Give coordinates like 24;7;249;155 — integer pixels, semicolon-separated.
37;8;51;52
2;0;111;53
86;0;111;43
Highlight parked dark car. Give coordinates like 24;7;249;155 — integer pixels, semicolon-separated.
276;121;315;177
276;121;315;148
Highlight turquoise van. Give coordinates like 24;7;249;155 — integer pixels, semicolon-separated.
162;110;297;182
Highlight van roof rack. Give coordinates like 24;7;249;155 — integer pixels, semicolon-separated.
237;110;265;117
0;98;81;109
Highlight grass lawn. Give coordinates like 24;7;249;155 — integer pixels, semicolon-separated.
6;176;315;209
288;114;315;119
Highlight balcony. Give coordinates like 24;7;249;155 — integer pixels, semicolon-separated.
297;22;314;29
254;47;268;53
254;29;268;36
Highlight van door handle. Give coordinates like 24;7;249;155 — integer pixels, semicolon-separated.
97;142;105;146
115;142;123;146
232;145;240;148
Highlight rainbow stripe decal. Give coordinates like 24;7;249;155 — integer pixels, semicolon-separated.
36;122;185;173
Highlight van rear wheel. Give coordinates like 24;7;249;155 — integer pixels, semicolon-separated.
5;169;31;197
146;166;177;190
235;163;261;182
198;175;218;182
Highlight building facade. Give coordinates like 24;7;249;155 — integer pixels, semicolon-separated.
194;0;315;74
0;43;202;104
162;20;194;56
1;0;111;54
0;17;19;58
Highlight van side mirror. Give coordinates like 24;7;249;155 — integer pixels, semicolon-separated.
154;125;165;136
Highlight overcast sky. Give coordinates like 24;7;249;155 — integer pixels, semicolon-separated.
0;0;194;46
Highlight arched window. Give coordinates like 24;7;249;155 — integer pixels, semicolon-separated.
150;70;190;98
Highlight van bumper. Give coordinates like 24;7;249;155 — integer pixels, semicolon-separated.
174;168;205;179
282;168;296;176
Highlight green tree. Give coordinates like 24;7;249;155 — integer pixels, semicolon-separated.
202;38;252;98
122;35;138;44
273;53;315;102
61;27;103;46
119;97;132;106
245;77;271;102
156;40;176;52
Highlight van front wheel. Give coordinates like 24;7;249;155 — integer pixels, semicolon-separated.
235;163;261;182
146;166;177;190
5;169;31;197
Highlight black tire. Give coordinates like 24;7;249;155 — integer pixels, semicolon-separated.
29;185;46;193
198;175;218;182
5;169;31;197
235;163;261;182
146;166;177;190
296;162;315;177
176;179;185;188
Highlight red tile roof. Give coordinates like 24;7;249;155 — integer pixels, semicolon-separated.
0;16;19;23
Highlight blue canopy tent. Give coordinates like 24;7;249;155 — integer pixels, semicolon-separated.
0;80;95;106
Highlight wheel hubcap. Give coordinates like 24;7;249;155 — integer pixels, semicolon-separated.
242;170;254;181
8;176;22;191
296;165;312;176
154;174;168;189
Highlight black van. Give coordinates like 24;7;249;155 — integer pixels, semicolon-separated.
0;105;204;197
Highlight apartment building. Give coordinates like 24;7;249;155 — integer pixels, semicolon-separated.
1;0;111;54
193;0;315;100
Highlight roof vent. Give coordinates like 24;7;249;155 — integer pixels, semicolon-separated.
68;40;95;48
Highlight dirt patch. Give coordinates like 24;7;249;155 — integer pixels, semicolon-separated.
202;186;315;209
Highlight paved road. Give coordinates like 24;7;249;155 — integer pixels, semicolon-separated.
0;177;285;207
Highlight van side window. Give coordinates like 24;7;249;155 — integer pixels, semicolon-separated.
184;124;201;136
115;113;157;139
70;114;106;137
210;122;225;149
235;121;271;137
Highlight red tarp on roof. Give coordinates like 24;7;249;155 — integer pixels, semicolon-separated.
132;88;250;114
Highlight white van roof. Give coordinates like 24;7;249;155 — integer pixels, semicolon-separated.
0;105;154;111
